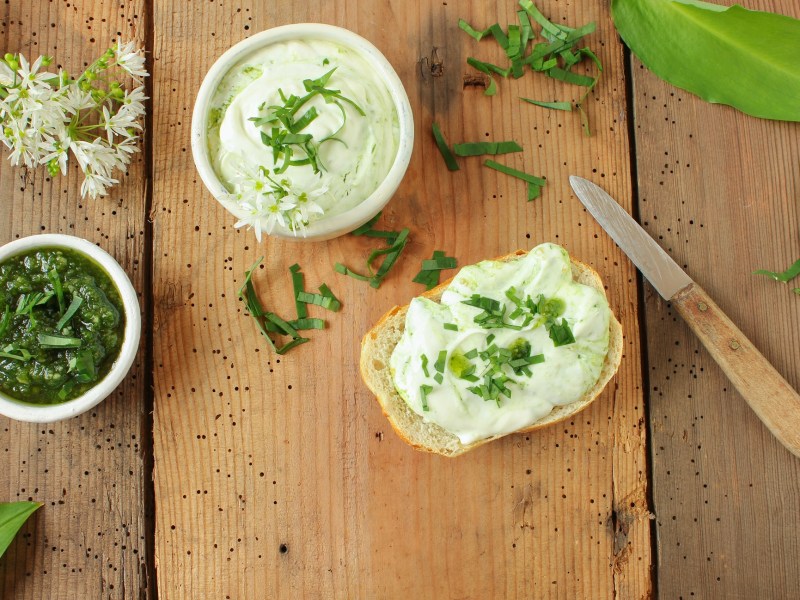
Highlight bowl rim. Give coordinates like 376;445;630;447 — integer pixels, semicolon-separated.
0;234;142;423
190;22;414;242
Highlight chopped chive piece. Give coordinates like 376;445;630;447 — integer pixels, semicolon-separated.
38;333;82;349
69;348;96;383
443;323;459;331
546;67;596;86
56;296;83;331
351;212;383;236
753;258;800;283
296;291;341;312
0;350;30;361
434;373;444;384
421;354;430;377
289;264;308;319
421;256;458;271
275;337;310;355
434;350;447;374
486;333;496;345
464;348;479;360
453;141;523;156
420;384;433;411
334;262;372;282
520;98;573;111
458;18;492;41
288;318;325;330
432;123;460;171
488;23;509;48
48;269;65;315
413;250;457;290
318;284;342;310
549;318;575;347
484;159;546;186
466;57;510;78
0;306;11;339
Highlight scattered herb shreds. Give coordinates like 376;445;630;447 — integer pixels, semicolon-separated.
239;259;340;355
413;250;458;290
432;122;460;171
420;384;433;411
520;98;573;111
336;216;411;289
460;0;603;134
453;141;523;157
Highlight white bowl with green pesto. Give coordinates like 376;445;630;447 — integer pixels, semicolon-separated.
0;234;141;423
192;24;414;242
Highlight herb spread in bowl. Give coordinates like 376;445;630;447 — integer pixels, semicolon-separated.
0;234;140;422
192;24;414;242
0;247;124;404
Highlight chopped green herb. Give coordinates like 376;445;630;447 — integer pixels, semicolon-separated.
336;219;410;289
453;141;523;156
37;333;82;349
434;373;444;384
520;98;573;111
754;259;800;283
466;57;510;78
434;350;447;374
55;296;83;332
546;67;596;87
432;123;460;171
484;159;546;186
413;250;458;291
47;269;65;315
69;348;96;383
443;323;459;331
296;291;341;312
420;384;433;411
421;354;430;377
287;318;325;330
289;264;308;319
548;318;575;347
0;307;11;339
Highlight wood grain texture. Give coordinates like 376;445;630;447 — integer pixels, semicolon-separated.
630;0;800;597
0;1;152;598
151;1;650;598
672;283;800;458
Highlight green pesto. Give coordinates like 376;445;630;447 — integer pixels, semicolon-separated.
0;248;125;404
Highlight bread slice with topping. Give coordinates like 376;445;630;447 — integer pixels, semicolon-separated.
359;248;623;457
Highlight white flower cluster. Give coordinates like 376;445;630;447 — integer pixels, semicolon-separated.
230;166;326;241
0;40;148;198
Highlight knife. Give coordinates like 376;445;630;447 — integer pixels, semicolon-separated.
570;175;800;458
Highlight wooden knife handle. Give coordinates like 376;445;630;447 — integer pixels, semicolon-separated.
671;282;800;458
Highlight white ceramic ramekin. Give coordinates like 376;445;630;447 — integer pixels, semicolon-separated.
0;234;141;423
191;23;414;242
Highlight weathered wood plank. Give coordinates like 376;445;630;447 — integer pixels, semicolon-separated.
631;1;800;597
152;1;650;597
0;1;151;598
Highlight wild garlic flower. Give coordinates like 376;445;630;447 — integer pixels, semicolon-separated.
230;166;329;241
0;40;148;198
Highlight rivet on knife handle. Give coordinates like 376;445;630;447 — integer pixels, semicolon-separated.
671;282;800;458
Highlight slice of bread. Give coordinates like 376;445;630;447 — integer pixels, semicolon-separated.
359;249;623;457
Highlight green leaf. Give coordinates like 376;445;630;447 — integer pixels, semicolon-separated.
453;141;523;156
431;123;460;171
753;258;800;283
0;501;42;559
520;98;573;111
612;0;800;122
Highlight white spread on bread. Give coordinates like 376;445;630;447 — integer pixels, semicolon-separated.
389;243;612;445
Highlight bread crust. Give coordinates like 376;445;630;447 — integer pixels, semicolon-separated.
360;248;623;457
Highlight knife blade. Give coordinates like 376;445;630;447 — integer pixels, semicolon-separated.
570;175;800;459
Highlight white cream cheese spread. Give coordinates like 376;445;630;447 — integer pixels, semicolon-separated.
389;243;612;445
206;38;400;231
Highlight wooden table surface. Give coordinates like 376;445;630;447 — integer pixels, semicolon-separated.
1;1;798;598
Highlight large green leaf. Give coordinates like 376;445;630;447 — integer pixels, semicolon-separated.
612;0;800;121
0;501;42;559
